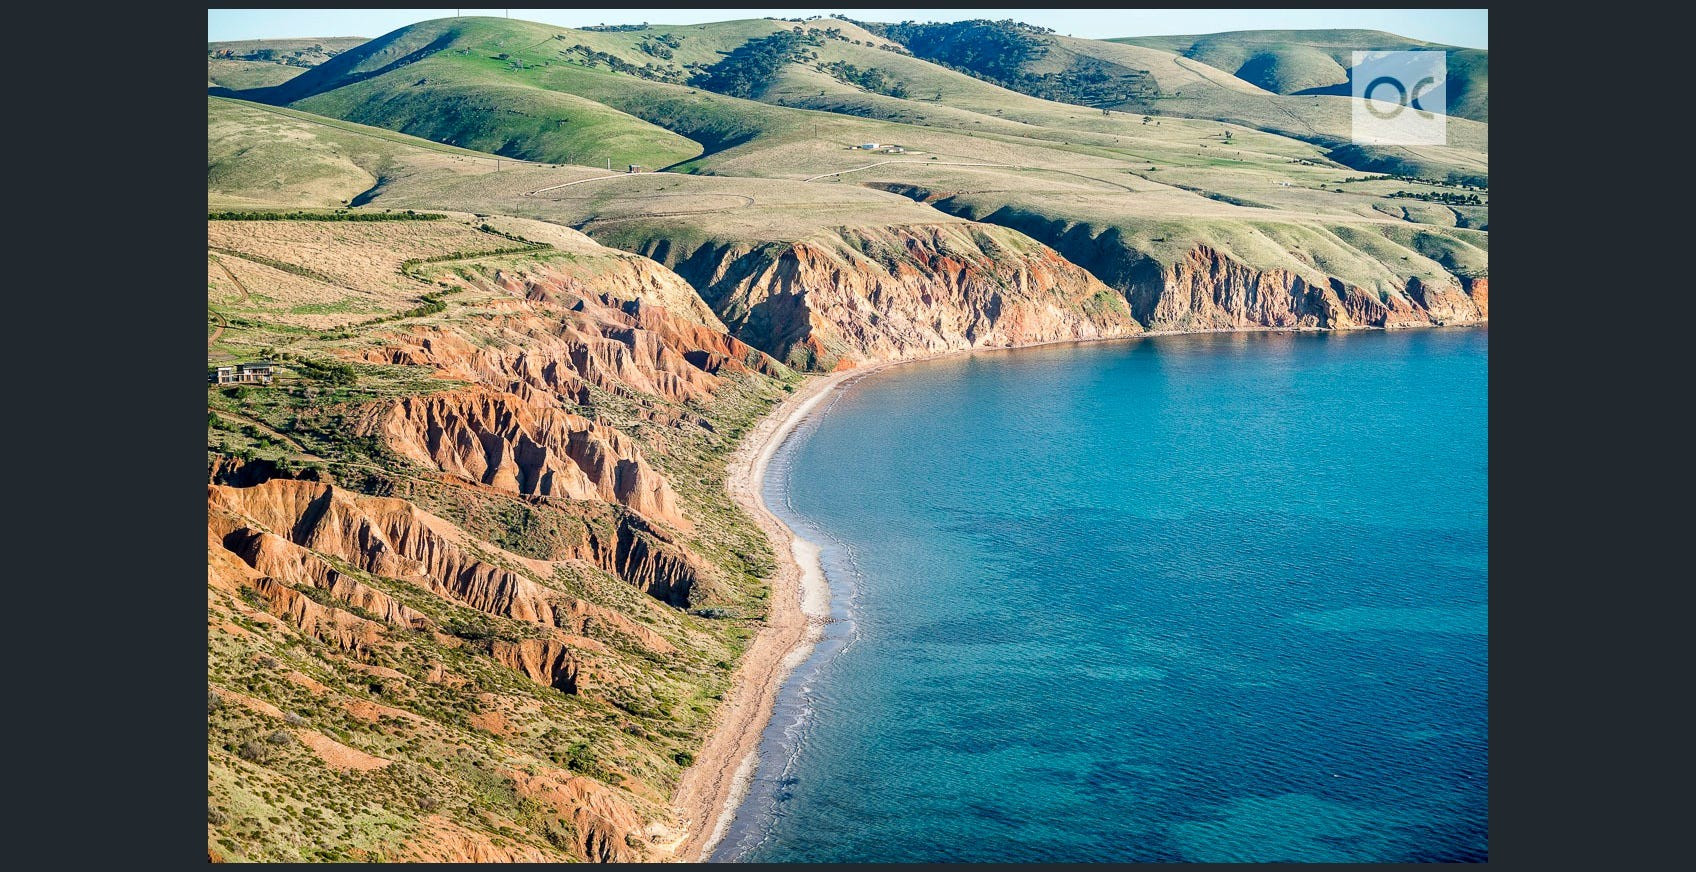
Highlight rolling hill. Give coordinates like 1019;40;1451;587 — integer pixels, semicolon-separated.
209;96;516;208
1113;29;1488;123
852;19;1486;181
210;37;370;91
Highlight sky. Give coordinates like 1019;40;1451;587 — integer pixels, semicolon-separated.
208;8;1488;49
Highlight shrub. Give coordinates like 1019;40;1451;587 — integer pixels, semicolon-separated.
237;741;267;762
821;61;910;98
294;357;357;386
266;730;293;745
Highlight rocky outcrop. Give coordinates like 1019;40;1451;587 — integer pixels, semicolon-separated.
616;513;717;608
489;637;582;693
220;527;432;629
1120;246;1343;330
892;201;1487;334
507;768;648;863
360;271;785;410
209;480;688;650
1463;276;1488;319
622;223;1142;370
209;455;328;488
367;389;686;529
403;816;552;863
1126;246;1486;331
247;575;386;654
207;215;790;865
210;480;565;625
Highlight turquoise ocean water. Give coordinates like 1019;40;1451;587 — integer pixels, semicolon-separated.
715;328;1487;863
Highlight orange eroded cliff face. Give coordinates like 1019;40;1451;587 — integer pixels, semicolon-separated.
209;479;686;649
505;767;649;863
1144;246;1486;331
358;281;784;409
366;389;687;529
207;477;676;860
1093;245;1488;333
632;223;1143;370
886;202;1488;337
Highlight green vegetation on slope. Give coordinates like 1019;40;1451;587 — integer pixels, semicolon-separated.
235;18;704;169
856;18;1158;106
210;59;309;90
818;60;910;97
209;38;369;92
1112;29;1488;123
689;27;822;98
208;96;511;208
843;20;1485;183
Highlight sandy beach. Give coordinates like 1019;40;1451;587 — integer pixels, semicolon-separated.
661;367;860;862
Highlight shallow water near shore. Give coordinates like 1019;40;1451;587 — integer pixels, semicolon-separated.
714;328;1487;863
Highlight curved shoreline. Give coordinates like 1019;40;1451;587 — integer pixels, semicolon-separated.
663;367;862;863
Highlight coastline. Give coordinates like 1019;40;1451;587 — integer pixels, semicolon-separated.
661;365;862;862
660;322;1488;862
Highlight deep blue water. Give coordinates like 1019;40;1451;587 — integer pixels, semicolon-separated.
715;328;1487;863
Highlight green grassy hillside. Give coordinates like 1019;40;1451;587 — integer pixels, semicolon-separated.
1114;29;1487;123
209;60;308;90
851;19;1485;182
236;16;1485;184
208;96;514;208
240;18;704;170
